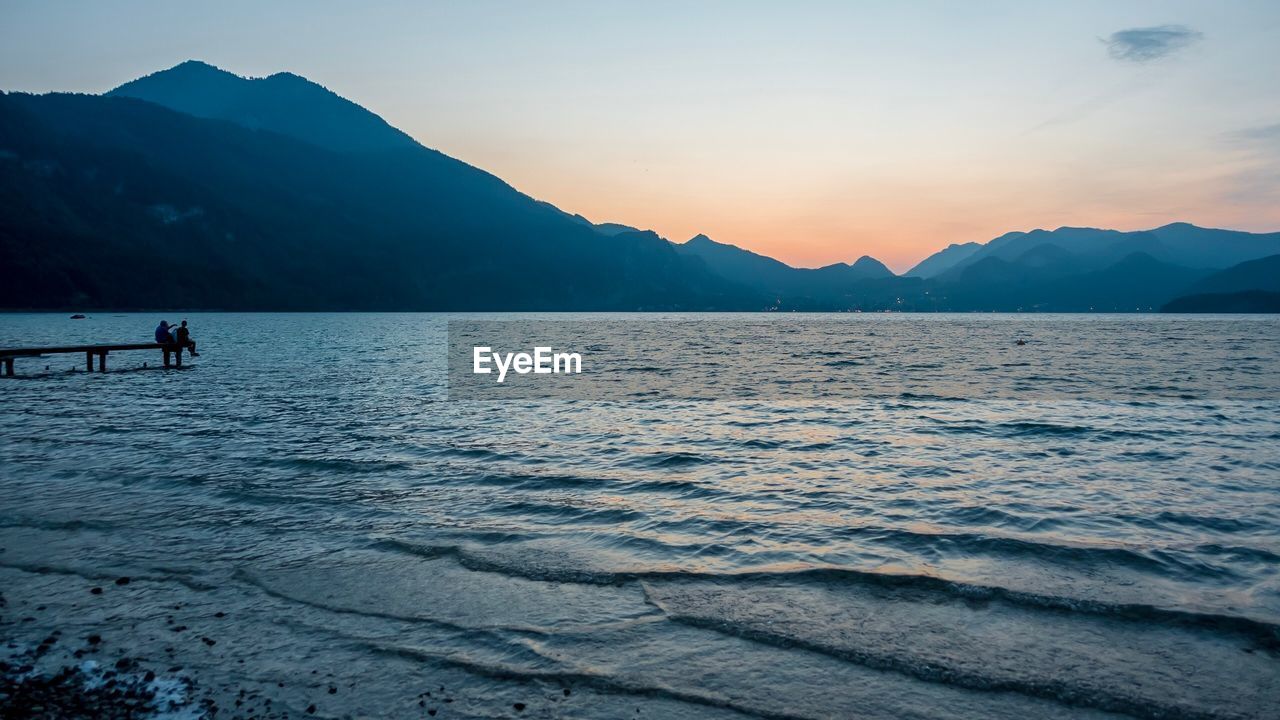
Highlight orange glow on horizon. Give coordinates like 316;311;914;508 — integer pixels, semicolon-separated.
437;125;1280;275
513;179;1280;275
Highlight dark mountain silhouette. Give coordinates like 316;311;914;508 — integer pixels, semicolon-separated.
930;249;1210;311
891;224;1279;312
1030;252;1208;311
529;204;635;238
0;89;755;310
108;60;417;153
3;60;1278;312
1160;254;1280;313
839;255;896;279
1146;223;1280;269
676;234;798;289
914;224;1280;282
940;244;1280;313
935;227;1166;280
904;241;981;278
674;234;898;306
1179;253;1280;295
593;222;644;236
1163;291;1280;313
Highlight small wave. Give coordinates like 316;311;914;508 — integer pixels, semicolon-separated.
429;446;512;461
655;608;1245;720
702;567;1280;649
1127;511;1266;533
367;643;811;720
824;525;1234;580
491;500;648;524
998;421;1097;437
898;465;952;478
1195;544;1280;565
1116;448;1184;461
785;441;830;452
623;451;715;469
368;538;464;560
0;517;116;532
364;543;1280;648
923;419;1155;440
472;472;604;490
465;471;727;499
896;391;959;401
739;438;786;449
254;456;414;474
615;365;671;375
622;478;726;498
940;505;1062;532
232;566;520;637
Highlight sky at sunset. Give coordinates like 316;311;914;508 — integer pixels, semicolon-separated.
3;1;1279;272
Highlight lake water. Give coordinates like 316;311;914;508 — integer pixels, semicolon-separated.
1;313;1278;719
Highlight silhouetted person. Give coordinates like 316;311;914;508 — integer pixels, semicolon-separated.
175;320;199;356
155;320;174;344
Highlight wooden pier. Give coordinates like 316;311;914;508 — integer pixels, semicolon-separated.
0;342;190;376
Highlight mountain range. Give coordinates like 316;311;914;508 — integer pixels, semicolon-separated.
2;60;1278;312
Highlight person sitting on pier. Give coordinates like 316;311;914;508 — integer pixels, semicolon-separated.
175;320;199;357
154;320;174;344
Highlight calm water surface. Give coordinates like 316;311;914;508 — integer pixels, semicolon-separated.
1;313;1278;719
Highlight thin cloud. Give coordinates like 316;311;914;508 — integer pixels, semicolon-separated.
1225;123;1280;145
1103;25;1202;63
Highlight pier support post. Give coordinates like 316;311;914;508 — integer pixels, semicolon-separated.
163;349;171;368
86;351;93;372
175;347;183;368
97;352;107;373
3;358;13;377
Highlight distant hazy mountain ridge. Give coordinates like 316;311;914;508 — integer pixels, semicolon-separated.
904;242;982;278
674;234;898;307
912;224;1280;281
1158;254;1280;313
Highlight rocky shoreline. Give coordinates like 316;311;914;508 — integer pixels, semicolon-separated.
0;559;611;720
0;565;398;720
2;582;225;719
